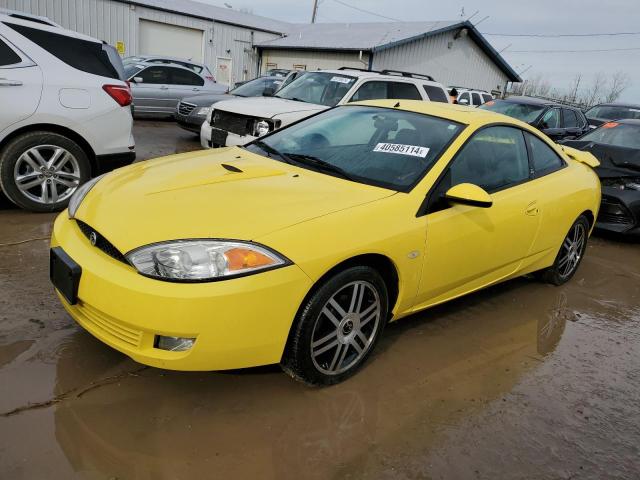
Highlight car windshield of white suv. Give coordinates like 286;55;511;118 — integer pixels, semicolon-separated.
275;72;357;106
585;105;640;121
245;105;463;191
579;122;640;149
479;99;547;123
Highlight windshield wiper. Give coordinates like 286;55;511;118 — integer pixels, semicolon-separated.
283;153;356;181
250;141;295;165
275;96;309;103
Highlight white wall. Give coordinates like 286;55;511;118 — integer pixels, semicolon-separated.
260;49;370;73
372;30;509;93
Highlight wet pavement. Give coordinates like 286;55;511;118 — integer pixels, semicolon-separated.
1;120;639;479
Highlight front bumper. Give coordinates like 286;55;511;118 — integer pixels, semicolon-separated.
595;187;640;236
200;119;256;149
51;214;313;371
175;112;205;133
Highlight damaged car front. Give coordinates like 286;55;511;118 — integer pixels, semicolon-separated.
563;120;640;236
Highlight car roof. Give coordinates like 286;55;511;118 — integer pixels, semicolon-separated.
129;61;204;74
0;8;61;27
0;12;101;43
312;68;442;85
350;99;535;128
590;102;640;109
501;96;558;106
127;54;205;66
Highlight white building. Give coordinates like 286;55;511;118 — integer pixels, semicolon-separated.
0;0;520;91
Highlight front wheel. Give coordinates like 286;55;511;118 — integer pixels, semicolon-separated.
539;215;590;285
281;266;388;385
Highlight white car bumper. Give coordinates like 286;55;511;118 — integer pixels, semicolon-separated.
200;119;256;149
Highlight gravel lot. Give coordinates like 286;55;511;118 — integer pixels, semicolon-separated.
1;119;639;479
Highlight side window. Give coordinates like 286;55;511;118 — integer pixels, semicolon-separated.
482;94;493;103
540;108;560;129
6;22;119;79
138;66;169;84
388;82;422;100
422;84;449;103
471;92;482;106
350;81;388;102
448;126;530;193
457;92;470;105
525;132;564;176
0;38;22;66
169;67;204;86
562;109;579;128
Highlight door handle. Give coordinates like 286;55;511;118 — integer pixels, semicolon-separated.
160;85;169;90
0;78;23;86
192;88;200;91
525;202;539;216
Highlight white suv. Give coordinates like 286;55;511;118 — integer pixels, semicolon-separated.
200;67;450;148
451;88;493;107
0;13;135;212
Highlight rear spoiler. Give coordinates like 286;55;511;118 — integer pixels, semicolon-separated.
560;146;600;168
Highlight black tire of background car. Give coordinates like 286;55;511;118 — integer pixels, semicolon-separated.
281;266;388;386
0;131;90;212
538;214;590;286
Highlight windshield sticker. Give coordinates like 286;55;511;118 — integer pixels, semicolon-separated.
603;122;620;129
374;143;430;158
330;76;353;84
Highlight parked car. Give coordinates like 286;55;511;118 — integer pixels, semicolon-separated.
0;13;134;212
123;55;215;82
176;75;286;134
584;102;640;129
50;100;600;385
200;67;450;148
124;62;226;117
264;68;291;77
479;96;590;141
561;120;640;236
452;88;493;107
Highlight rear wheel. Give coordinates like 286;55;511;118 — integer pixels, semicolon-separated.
0;131;90;212
282;266;388;385
539;215;590;285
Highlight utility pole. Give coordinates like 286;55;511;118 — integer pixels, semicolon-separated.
311;0;319;23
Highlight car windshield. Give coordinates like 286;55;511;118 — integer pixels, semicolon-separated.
585;105;640;121
479;99;547;123
244;106;464;191
124;64;144;79
579;122;640;149
275;72;357;106
231;77;282;97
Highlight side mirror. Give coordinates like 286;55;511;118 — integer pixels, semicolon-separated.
458;98;469;105
132;76;143;84
262;86;276;97
445;183;492;208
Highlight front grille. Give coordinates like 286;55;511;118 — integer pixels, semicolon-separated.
76;220;128;264
178;101;197;116
77;301;143;348
211;110;255;136
598;197;633;225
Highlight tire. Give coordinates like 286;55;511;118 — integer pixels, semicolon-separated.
538;215;590;286
281;266;388;386
0;131;91;212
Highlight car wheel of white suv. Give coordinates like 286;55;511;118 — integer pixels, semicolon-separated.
0;131;90;212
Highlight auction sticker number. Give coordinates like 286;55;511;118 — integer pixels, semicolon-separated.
330;76;353;84
374;143;430;158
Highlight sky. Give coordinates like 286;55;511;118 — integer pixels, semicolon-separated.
201;0;640;102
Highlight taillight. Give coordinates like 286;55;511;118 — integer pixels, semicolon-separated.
102;84;133;107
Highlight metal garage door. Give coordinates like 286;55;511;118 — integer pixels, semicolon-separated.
139;19;204;62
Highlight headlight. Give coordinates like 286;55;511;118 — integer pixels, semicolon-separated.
207;108;215;124
68;174;106;219
125;240;289;282
196;107;210;116
253;119;271;137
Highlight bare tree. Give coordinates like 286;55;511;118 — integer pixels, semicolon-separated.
569;74;582;103
604;71;631;103
582;72;607;108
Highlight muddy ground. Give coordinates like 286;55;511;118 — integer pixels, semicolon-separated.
1;120;639;480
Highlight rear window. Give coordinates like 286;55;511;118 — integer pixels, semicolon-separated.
422;84;448;103
479;99;547;123
482;94;493;103
0;37;21;66
6;22;120;79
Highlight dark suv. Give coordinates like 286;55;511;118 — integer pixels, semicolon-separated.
479;96;590;142
584;102;640;129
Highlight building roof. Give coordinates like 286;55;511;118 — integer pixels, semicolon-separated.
114;0;291;34
257;20;521;82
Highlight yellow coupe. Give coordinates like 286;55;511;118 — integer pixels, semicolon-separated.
50;100;600;385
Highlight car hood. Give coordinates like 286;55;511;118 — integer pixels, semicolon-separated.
75;147;394;253
561;140;640;178
182;93;234;107
212;96;327;118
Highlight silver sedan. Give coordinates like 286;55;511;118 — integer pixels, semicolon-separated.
125;62;227;117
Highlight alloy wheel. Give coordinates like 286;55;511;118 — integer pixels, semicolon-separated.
13;145;81;204
310;281;381;375
557;222;586;279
